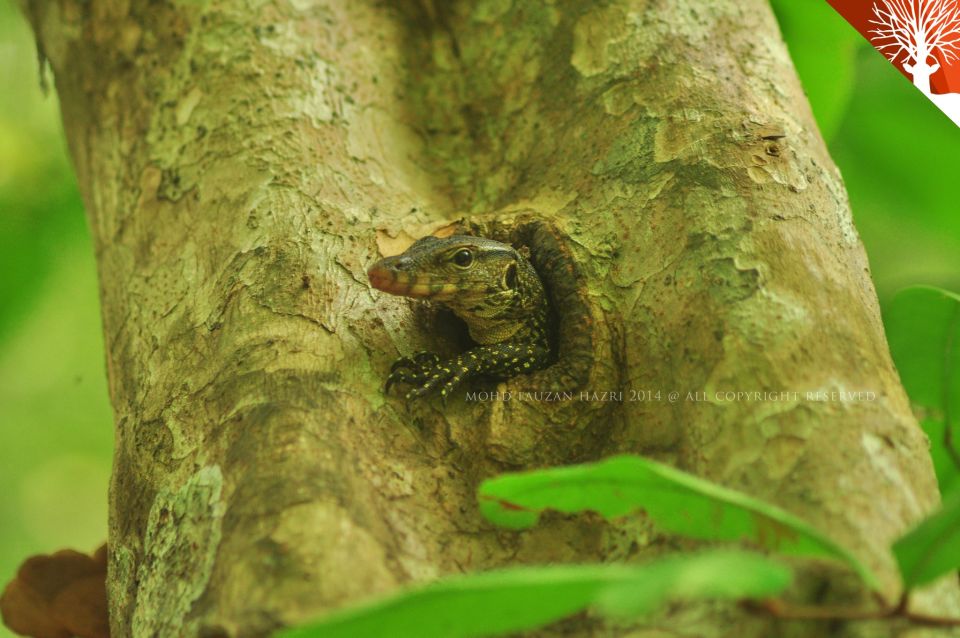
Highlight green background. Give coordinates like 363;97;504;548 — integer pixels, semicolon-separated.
0;1;957;634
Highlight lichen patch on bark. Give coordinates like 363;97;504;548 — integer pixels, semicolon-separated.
131;466;224;637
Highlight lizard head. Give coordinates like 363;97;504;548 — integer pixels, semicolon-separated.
367;235;528;316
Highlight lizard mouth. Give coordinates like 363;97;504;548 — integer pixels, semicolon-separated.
367;265;457;299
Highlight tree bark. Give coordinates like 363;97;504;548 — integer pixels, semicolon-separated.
19;0;959;635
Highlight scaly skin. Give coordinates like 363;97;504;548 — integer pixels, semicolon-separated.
368;235;551;401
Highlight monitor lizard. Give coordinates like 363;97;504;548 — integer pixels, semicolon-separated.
367;235;552;401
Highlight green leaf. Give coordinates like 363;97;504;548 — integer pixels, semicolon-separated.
893;489;960;588
274;550;790;638
593;551;790;618
885;286;960;413
921;419;960;497
479;455;877;589
885;286;960;495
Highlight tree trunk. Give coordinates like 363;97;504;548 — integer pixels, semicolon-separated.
19;0;958;635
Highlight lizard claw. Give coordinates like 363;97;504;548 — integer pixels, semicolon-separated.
386;352;444;398
388;356;465;404
390;351;440;374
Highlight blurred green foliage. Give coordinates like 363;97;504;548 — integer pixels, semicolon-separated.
479;455;876;586
0;2;958;635
885;286;960;496
893;481;960;588
771;0;960;301
283;452;960;637
278;550;791;638
0;0;113;626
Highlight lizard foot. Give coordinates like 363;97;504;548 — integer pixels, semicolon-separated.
385;352;466;404
385;352;442;396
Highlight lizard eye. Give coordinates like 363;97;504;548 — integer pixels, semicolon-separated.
503;263;517;289
452;249;473;268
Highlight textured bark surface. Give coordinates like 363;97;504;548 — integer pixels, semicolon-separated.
19;0;959;635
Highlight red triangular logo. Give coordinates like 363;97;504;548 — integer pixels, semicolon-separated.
827;0;960;126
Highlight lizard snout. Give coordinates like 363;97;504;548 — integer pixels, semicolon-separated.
368;257;456;299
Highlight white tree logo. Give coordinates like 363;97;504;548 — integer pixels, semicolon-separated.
869;0;960;123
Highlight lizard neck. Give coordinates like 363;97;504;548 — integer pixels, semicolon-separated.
462;315;525;344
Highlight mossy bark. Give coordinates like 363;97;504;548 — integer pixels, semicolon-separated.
19;0;958;635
